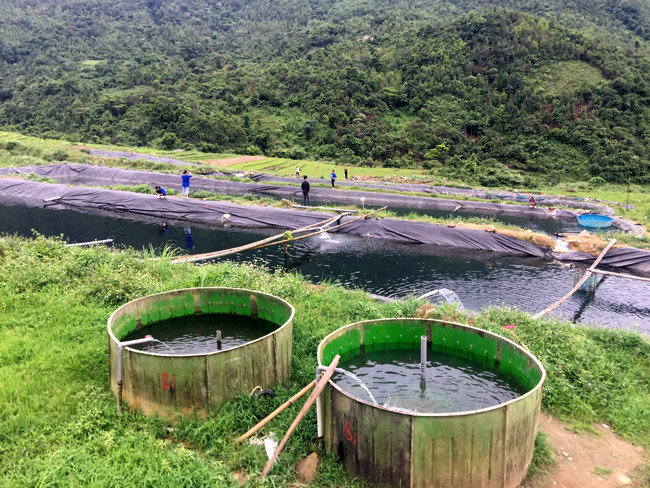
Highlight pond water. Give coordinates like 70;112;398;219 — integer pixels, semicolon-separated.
333;346;526;413
2;203;648;332
123;314;278;355
309;199;590;235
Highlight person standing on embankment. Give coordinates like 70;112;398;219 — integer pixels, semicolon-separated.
301;175;311;206
181;170;192;198
331;169;337;188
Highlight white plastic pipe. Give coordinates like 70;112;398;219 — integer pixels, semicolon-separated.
316;370;323;438
315;366;347;437
116;336;156;413
421;336;427;372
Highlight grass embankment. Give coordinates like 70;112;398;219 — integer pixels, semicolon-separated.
227;157;427;179
0;131;238;166
0;236;648;486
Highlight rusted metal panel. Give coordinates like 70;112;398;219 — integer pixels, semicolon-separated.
108;288;294;418
329;386;412;487
318;318;546;488
124;352;208;417
412;409;507;488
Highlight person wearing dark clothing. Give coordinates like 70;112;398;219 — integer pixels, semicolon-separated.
181;170;192;197
331;170;337;188
344;168;348;179
301;175;311;206
158;222;168;235
155;186;166;198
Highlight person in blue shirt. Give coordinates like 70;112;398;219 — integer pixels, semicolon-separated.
184;227;195;250
155;186;166;198
181;170;192;197
331;169;337;188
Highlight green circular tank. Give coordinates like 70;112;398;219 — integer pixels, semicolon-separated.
317;318;545;488
108;287;294;417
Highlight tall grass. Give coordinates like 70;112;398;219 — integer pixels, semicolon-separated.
0;221;649;485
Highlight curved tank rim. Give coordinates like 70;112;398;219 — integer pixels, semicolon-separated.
317;317;546;418
107;286;295;358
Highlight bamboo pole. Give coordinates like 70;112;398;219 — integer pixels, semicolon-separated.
248;206;387;252
170;213;346;264
586;268;650;283
533;239;617;319
171;207;386;264
291;204;359;213
233;380;316;446
259;355;341;479
65;239;114;247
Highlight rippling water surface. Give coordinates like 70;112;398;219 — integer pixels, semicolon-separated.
122;314;278;355
2;203;648;332
334;347;526;413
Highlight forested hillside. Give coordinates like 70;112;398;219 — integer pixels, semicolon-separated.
1;0;649;184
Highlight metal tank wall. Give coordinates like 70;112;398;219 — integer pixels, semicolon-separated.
318;318;545;488
108;287;294;417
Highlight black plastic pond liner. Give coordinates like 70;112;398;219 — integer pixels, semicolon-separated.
247;173;613;212
0;164;580;221
1;177;649;276
81;149;614;212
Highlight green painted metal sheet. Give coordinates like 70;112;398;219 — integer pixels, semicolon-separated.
318;318;546;488
108;288;294;418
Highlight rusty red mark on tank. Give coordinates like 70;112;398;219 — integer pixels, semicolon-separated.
162;372;175;390
344;420;359;446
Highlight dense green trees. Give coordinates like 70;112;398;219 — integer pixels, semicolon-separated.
0;0;649;184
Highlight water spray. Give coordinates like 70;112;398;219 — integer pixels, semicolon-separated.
315;365;378;437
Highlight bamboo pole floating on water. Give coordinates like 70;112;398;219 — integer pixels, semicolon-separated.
247;206;387;253
233;380;316;446
585;267;650;283
170;207;386;264
259;355;340;479
533;239;617;319
170;213;346;264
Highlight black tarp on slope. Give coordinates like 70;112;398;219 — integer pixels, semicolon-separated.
248;173;612;211
0;164;580;221
81;149;614;212
554;248;650;275
0;177;555;256
1;178;649;276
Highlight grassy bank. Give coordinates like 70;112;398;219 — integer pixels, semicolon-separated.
0;236;648;486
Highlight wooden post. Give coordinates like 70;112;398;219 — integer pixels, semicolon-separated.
533;239;616;319
259;355;340;479
233;380;316;445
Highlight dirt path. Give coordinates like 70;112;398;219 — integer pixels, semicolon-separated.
525;414;647;488
202;156;267;167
